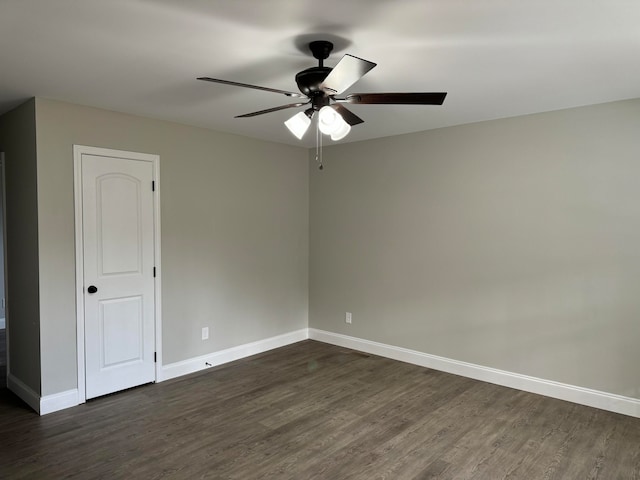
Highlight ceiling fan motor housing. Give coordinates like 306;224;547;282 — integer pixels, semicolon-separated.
295;66;331;97
295;40;335;98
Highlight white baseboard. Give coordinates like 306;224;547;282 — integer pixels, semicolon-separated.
15;327;639;419
160;328;309;382
8;373;41;414
8;374;80;415
308;328;640;419
40;389;79;415
0;317;5;329
8;329;309;415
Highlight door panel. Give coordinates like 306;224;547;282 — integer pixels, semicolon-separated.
97;174;143;276
82;154;155;399
100;296;143;367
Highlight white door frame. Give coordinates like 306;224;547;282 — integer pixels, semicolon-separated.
73;145;162;403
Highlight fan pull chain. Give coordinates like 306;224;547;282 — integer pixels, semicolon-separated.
315;117;323;170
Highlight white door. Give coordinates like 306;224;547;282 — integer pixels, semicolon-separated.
81;152;156;399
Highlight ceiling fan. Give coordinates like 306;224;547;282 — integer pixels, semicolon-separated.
197;40;447;141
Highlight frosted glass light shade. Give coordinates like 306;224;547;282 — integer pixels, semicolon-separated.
318;106;342;135
330;121;351;141
318;106;351;141
284;111;312;139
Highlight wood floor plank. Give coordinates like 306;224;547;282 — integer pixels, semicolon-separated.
1;340;640;479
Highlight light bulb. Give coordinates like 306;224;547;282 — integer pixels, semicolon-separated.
284;111;311;139
318;106;342;135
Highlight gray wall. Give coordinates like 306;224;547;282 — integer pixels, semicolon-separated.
35;98;309;396
310;99;640;399
13;95;640;401
0;99;41;394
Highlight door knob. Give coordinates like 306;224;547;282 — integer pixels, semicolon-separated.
87;285;98;294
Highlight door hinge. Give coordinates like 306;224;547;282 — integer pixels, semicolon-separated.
154;352;157;363
152;180;155;191
153;267;156;277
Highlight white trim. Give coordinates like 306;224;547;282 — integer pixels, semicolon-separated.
160;329;309;382
8;326;308;415
8;373;41;414
16;327;639;418
73;148;85;401
9;374;80;415
1;153;9;384
73;145;162;403
308;328;640;419
0;317;4;329
152;159;163;381
40;389;79;415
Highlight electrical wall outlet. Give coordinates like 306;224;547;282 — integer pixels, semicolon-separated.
202;327;209;340
345;312;352;324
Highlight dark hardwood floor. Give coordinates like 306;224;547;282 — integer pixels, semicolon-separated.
1;340;639;479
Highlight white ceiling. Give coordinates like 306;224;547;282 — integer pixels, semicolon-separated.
1;0;639;147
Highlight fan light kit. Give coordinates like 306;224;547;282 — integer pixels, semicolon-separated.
198;40;447;166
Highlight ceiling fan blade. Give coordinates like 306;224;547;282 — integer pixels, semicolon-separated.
343;92;447;105
320;54;377;95
331;104;364;126
197;77;306;98
235;102;309;118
